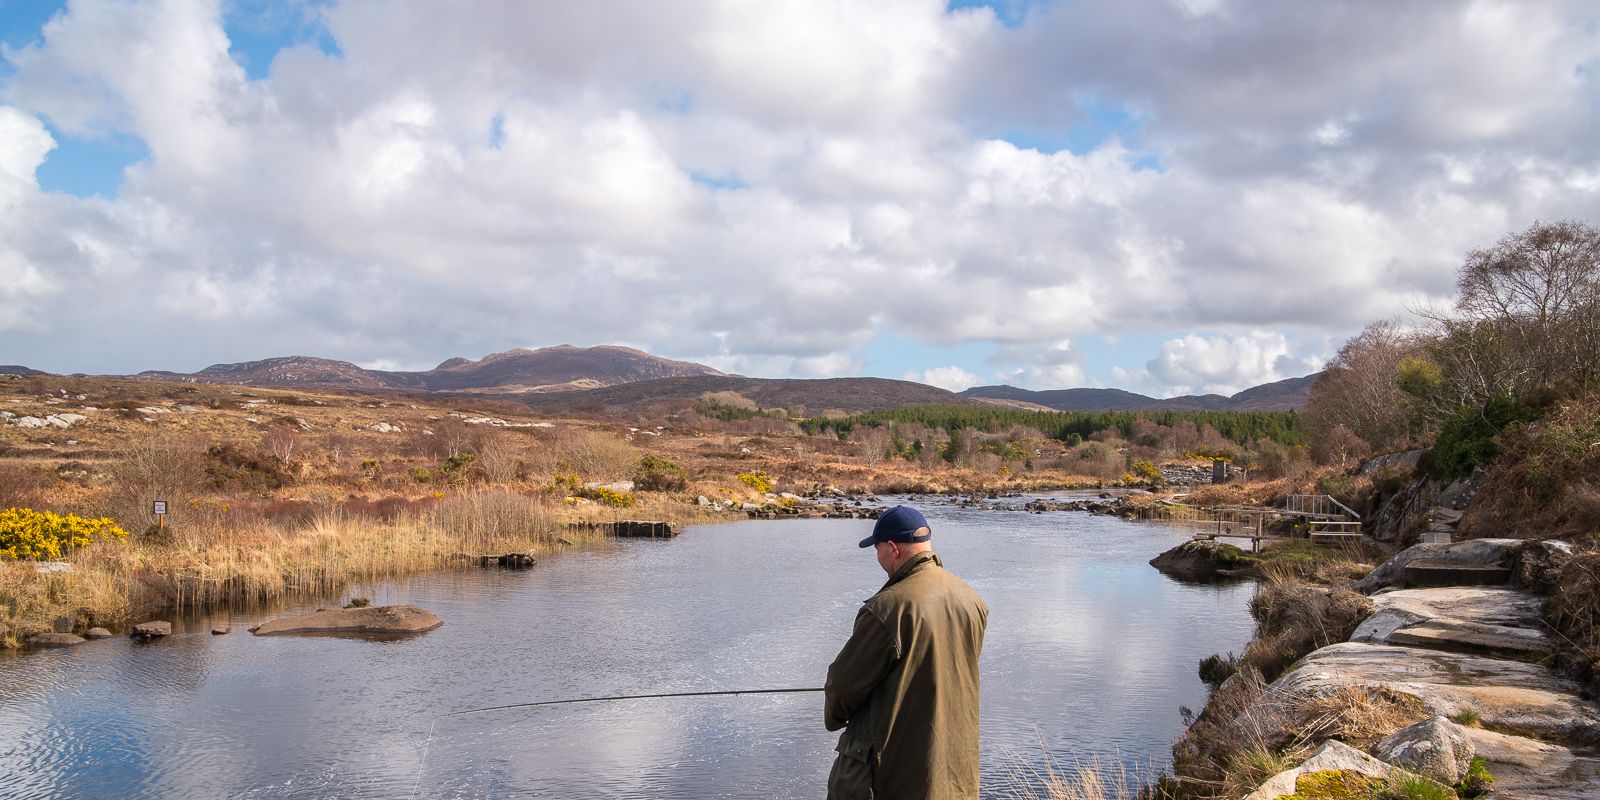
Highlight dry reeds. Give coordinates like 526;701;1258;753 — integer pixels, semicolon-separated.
998;746;1155;800
0;488;618;643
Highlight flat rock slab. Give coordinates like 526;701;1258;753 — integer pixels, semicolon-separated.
1352;587;1551;659
1387;620;1550;659
1368;587;1545;627
1273;642;1600;744
26;632;86;648
131;621;171;639
251;605;442;638
1461;726;1583;792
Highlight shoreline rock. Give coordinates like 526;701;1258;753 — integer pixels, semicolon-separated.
1149;540;1251;582
250;604;442;638
26;632;86;648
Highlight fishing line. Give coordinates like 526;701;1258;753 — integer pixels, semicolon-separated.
408;686;825;799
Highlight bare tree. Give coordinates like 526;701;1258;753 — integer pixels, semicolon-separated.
1304;320;1423;452
1443;219;1600;396
261;424;301;464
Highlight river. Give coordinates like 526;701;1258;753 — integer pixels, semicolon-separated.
0;497;1256;798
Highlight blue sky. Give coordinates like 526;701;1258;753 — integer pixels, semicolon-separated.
1;1;1595;394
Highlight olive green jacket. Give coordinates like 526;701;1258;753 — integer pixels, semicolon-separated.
824;551;989;800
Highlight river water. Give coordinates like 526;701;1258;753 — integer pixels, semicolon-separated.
0;497;1256;798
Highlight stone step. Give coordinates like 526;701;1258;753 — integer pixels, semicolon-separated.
1403;558;1512;587
1387;619;1551;661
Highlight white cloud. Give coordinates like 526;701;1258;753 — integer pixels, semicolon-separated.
1145;331;1322;396
904;366;983;392
0;0;1594;380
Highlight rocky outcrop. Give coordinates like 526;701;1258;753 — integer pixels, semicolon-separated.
1372;716;1475;785
83;627;113;640
1149;540;1250;582
1242;740;1413;800
250;604;442;637
1275;641;1600;743
1354;538;1523;593
1351;587;1550;660
1220;540;1600;800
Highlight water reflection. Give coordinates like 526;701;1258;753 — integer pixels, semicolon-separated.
0;503;1255;798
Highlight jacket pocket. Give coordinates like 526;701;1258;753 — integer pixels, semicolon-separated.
827;735;874;800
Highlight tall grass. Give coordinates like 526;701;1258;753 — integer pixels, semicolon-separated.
0;489;610;643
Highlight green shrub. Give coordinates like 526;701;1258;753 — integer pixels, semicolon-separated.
204;443;294;490
1198;652;1239;694
1457;757;1493;798
1428;395;1537;480
634;455;688;492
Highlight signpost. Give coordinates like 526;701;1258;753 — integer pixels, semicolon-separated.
152;500;167;534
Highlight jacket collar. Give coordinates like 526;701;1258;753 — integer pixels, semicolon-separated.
879;550;941;592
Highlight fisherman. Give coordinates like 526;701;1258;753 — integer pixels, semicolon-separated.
824;505;989;800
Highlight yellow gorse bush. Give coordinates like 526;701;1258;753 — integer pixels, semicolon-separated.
0;507;130;560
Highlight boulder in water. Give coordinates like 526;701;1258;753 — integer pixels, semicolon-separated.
27;632;86;648
250;604;442;638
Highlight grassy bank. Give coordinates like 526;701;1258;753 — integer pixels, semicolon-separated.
0;490;704;645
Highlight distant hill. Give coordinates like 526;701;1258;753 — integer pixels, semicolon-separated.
130;345;723;394
960;372;1320;412
516;375;982;416
0;365;43;376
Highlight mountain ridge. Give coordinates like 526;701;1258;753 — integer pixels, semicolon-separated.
128;345;724;394
959;373;1319;412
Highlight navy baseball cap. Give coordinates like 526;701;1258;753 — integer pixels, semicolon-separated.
859;505;932;548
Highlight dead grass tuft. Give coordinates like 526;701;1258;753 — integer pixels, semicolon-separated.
1544;550;1600;698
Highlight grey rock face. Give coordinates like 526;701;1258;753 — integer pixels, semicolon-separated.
131;621;172;639
1273;642;1600;744
1373;715;1475;785
1355;539;1524;593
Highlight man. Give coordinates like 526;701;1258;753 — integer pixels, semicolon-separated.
824;505;989;800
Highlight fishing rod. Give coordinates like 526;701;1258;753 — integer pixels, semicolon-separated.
409;686;825;799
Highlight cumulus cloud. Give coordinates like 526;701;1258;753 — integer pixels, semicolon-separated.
1145;331;1324;396
904;366;984;392
0;0;1594;390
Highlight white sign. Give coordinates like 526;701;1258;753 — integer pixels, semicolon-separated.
152;500;167;515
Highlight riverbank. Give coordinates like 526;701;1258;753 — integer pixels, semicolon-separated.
1169;537;1600;800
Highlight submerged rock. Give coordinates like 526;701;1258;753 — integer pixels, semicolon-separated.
1373;715;1475;785
250;604;442;637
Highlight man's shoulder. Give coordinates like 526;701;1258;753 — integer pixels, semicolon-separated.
869;563;984;609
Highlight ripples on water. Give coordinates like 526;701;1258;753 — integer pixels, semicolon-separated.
0;497;1256;798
